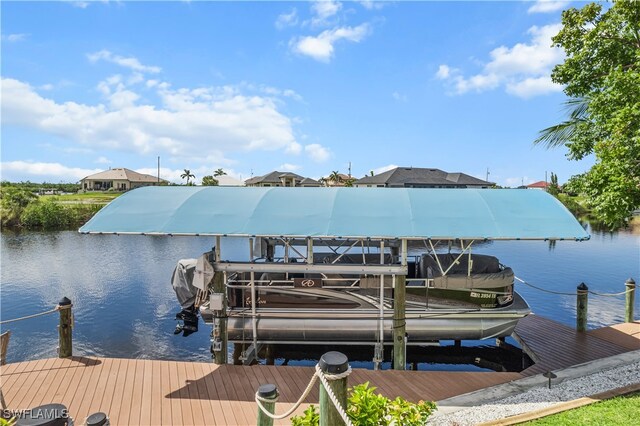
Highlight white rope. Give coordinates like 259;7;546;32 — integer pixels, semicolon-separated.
0;305;69;325
255;369;319;420
254;363;354;425
315;364;354;426
515;276;636;298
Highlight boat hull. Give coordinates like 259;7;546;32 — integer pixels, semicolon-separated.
202;292;530;343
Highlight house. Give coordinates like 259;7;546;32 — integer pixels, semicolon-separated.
322;173;352;187
299;178;322;187
80;168;167;191
245;171;307;187
353;167;493;188
526;181;550;190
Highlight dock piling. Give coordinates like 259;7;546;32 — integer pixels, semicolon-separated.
58;297;73;358
212;271;228;365
625;278;636;323
393;275;407;370
576;283;588;332
256;383;278;426
318;351;350;426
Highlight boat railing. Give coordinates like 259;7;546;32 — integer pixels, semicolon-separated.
226;277;362;289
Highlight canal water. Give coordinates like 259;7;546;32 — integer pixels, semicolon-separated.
1;225;638;367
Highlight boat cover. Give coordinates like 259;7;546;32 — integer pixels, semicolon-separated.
79;187;590;240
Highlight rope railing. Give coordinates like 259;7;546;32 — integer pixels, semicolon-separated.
255;363;354;426
0;304;70;325
515;276;636;298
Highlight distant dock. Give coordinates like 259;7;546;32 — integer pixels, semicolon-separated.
2;315;638;425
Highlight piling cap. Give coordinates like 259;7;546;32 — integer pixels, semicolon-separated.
16;403;68;426
86;412;108;426
577;282;589;291
258;383;278;399
58;296;72;306
318;351;349;374
626;278;636;286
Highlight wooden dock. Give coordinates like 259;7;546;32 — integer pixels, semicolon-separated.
1;316;638;425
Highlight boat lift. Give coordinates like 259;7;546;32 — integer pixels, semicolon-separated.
80;186;589;369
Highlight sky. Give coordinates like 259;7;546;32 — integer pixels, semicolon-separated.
1;0;595;186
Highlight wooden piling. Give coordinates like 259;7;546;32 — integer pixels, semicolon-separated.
319;351;349;426
393;239;408;371
393;275;406;370
0;331;10;366
256;383;278;426
58;297;73;358
212;271;228;365
625;278;636;323
576;283;588;332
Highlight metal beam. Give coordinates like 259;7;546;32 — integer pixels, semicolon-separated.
213;262;407;275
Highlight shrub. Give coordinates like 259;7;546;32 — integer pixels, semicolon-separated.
290;382;436;426
21;200;70;229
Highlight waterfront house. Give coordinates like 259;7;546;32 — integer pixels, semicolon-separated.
526;181;550;190
353;167;493;188
245;171;321;187
80;168;167;191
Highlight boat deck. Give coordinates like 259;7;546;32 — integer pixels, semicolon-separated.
1;316;638;425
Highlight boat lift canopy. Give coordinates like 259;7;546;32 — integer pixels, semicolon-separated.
79;187;589;241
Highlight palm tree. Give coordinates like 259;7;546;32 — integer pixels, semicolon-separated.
329;171;342;185
534;97;589;149
213;168;227;177
181;169;195;185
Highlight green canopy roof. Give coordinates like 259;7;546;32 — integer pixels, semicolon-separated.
79;186;590;240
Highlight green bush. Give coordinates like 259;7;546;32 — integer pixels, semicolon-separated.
21;200;70;229
290;382;436;426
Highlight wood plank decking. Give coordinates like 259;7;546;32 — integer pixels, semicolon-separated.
1;316;638;425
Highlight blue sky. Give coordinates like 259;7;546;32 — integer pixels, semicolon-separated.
1;0;593;186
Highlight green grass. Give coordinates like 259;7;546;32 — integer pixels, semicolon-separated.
43;192;121;204
523;392;640;426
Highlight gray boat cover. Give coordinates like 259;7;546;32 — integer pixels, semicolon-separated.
419;253;513;289
171;258;198;309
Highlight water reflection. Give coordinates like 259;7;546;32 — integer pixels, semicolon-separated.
1;226;638;365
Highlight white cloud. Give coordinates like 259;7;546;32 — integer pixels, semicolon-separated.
392;91;407;102
278;163;301;172
305;144;331;162
528;1;570;14
311;1;342;27
506;76;563;98
285;141;303;155
95;156;112;164
291;23;371;62
69;1;90;8
0;161;102;181
372;164;397;175
87;50;161;74
436;23;564;98
359;1;386;10
276;8;299;29
1;77;298;160
2;33;29;42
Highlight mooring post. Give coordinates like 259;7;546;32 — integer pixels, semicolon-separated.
625;278;636;323
319;351;349;426
58;297;73;358
393;275;407;370
256;383;278;426
393;239;408;370
576;283;588;332
212;270;228;365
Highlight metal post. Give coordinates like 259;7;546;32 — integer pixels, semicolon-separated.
625;278;636;323
58;297;73;358
319;351;349;426
576;283;588;332
256;383;278;426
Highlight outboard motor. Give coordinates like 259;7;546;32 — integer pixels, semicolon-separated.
171;258;199;336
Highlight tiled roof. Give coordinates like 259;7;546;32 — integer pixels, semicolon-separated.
354;167;493;186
